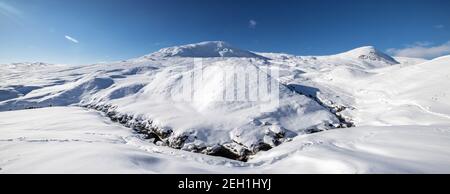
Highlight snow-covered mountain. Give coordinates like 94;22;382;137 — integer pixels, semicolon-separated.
0;42;341;160
1;41;450;173
138;41;267;60
0;62;59;68
334;46;399;65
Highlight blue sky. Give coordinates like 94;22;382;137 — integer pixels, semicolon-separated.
1;0;449;64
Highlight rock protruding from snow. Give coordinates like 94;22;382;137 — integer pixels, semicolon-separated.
145;41;267;59
337;46;399;65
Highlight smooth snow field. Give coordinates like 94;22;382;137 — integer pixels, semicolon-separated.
1;41;450;173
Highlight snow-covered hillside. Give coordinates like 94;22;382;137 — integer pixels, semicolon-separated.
1;41;450;173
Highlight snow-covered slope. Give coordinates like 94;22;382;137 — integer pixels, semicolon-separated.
0;107;238;173
1;42;450;173
352;55;450;125
254;46;402;125
1;107;449;173
393;56;428;66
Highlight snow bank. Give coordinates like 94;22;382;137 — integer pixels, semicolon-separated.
1;107;449;173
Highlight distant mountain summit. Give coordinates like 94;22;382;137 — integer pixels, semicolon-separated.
337;46;399;65
144;41;267;59
4;62;57;67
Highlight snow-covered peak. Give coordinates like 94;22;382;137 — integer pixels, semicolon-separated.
337;46;399;65
6;62;54;66
1;62;62;69
145;41;267;59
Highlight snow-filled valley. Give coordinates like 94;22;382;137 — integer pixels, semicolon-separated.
1;41;450;173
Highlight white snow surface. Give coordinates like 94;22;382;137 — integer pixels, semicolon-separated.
1;107;449;173
1;41;450;173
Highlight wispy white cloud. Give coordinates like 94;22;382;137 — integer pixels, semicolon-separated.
0;1;24;25
434;24;445;29
249;19;257;28
387;41;450;59
65;35;79;44
411;41;433;47
0;1;22;17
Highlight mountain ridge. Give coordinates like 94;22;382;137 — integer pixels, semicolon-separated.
142;41;268;59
